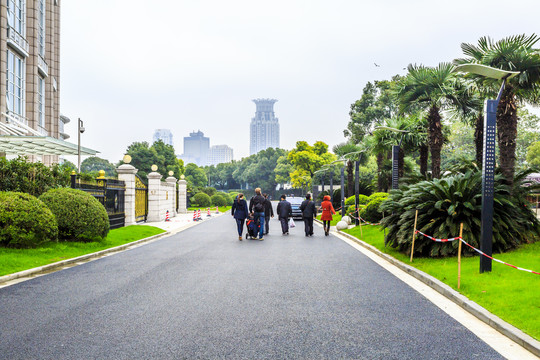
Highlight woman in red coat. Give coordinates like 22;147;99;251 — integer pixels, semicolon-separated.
319;195;336;236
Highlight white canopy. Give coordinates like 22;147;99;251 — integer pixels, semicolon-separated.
0;136;98;156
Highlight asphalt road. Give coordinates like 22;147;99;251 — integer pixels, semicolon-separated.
0;214;506;359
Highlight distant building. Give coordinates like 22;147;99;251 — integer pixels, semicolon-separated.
181;130;209;166
153;129;173;146
208;145;233;166
250;99;280;155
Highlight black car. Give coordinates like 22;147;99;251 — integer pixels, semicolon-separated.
288;197;305;220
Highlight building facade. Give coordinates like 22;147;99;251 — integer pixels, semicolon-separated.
153;129;173;147
249;98;280;155
208;144;233;166
0;0;67;164
181;130;209;167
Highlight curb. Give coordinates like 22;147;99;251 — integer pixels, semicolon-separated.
0;231;172;285
334;227;540;357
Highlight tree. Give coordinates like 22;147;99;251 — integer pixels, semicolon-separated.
151;139;183;179
526;141;540;168
124;142;159;180
345;78;400;143
81;157;116;177
455;34;540;185
287;141;335;189
517;108;540;167
333;142;363;197
185;163;208;188
395;63;470;178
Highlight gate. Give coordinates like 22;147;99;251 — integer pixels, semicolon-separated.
135;174;148;222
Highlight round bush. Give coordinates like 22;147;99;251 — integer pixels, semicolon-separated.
0;192;58;248
191;192;211;207
211;193;228;207
359;195;388;223
40;188;109;242
345;194;369;206
229;192;239;202
368;192;389;202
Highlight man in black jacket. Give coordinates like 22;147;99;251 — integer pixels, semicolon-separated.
276;194;292;235
300;193;316;236
263;193;274;235
249;188;266;240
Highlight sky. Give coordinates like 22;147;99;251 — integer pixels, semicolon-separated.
60;0;540;164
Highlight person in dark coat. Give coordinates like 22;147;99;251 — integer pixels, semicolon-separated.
248;188;266;240
300;193;316;236
263;193;274;235
231;193;248;241
276;194;292;235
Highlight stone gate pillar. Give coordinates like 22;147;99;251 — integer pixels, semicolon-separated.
147;171;163;222
178;175;187;214
117;164;138;225
166;175;177;217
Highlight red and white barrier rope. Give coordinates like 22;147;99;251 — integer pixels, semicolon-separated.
459;239;540;275
415;229;540;275
415;230;461;242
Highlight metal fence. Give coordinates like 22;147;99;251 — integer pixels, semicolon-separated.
71;174;126;229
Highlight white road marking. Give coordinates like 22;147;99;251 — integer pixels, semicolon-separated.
336;233;539;360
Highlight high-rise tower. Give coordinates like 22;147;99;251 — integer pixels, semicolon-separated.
250;99;280;155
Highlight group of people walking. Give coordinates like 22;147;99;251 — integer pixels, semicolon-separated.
231;189;337;240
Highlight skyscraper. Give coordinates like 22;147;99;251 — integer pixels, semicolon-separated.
208;145;233;166
153;129;173;146
250;99;280;155
181;130;209;166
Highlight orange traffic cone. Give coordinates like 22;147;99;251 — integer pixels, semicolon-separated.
207;208;211;217
193;210;197;222
215;206;219;214
197;209;202;220
165;210;170;222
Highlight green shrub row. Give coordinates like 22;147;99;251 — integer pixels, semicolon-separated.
191;191;233;207
0;188;110;248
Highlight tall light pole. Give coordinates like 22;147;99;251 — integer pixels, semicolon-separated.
77;118;85;173
375;126;409;190
453;64;519;273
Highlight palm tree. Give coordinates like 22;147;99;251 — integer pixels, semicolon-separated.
395;63;472;178
332;142;363;197
455;34;540;185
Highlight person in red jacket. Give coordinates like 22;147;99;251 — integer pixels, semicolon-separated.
319;195;336;236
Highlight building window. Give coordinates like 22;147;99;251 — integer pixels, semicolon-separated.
7;0;26;36
38;0;45;57
38;77;45;128
7;50;25;116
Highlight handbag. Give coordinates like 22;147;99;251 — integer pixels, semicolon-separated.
288;218;296;228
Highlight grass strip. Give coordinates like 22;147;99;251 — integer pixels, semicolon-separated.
0;225;165;277
343;225;540;341
316;214;343;226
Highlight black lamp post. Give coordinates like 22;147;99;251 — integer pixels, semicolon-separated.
453;64;519;273
375;126;408;190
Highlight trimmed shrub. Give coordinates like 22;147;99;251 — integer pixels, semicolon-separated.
0;191;58;248
201;187;217;197
211;193;228;207
359;195;388;223
368;192;389;202
345;194;369;206
191;192;211;207
40;188;109;242
228;192;239;202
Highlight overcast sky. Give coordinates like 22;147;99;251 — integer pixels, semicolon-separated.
60;0;540;164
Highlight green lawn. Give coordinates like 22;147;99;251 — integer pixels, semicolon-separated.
0;225;165;277
343;225;540;341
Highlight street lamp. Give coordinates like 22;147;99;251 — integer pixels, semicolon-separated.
374;126;409;190
77;118;85;173
453;64;519;273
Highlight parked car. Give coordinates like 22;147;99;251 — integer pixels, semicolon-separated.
288;196;305;220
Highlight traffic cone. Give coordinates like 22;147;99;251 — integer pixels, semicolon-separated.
207;208;211;217
197;209;202;220
165;210;170;222
193;210;197;222
215;206;219;214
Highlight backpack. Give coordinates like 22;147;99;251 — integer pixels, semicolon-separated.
252;196;264;212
